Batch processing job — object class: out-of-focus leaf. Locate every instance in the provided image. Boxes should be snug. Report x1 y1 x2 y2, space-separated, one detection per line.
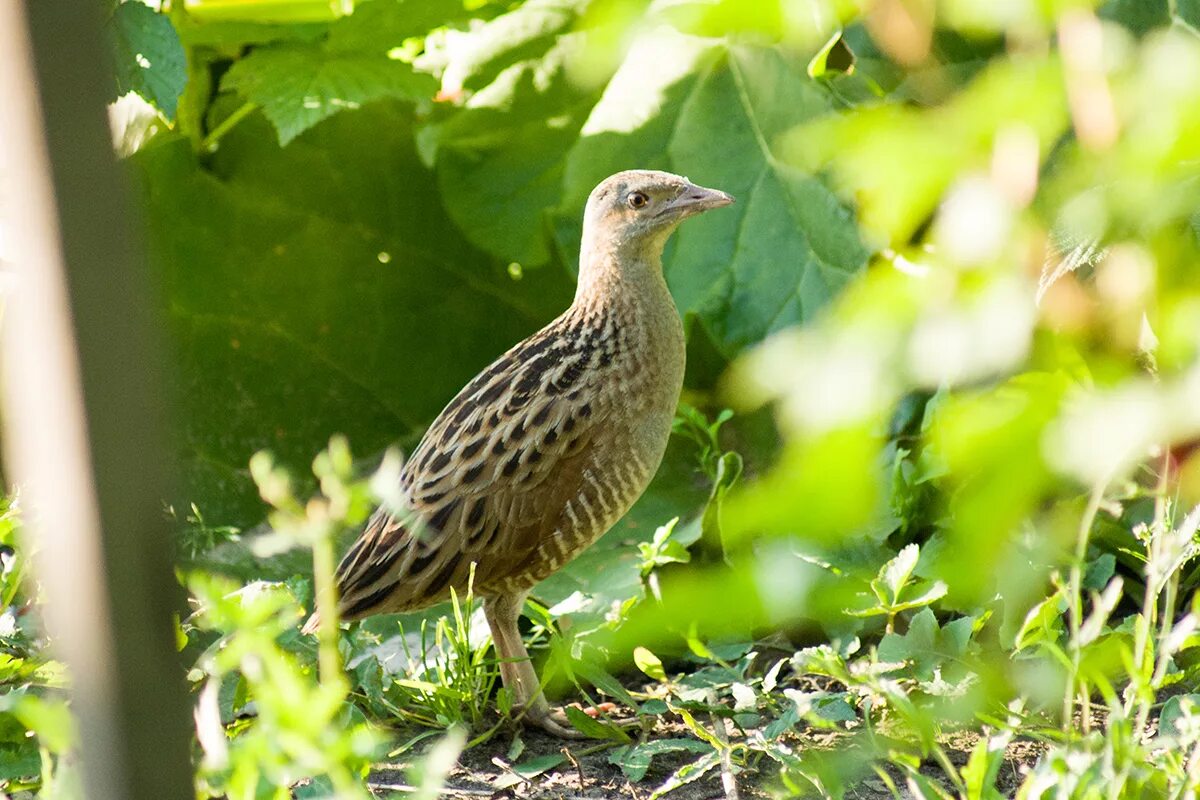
785 57 1067 244
109 1 188 118
656 0 849 48
555 30 868 355
1159 694 1200 738
928 373 1070 604
185 0 352 23
724 426 881 545
633 646 667 682
1099 0 1170 35
0 694 74 755
325 0 468 52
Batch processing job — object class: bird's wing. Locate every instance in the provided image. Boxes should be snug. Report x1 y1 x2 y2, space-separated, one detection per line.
328 317 620 619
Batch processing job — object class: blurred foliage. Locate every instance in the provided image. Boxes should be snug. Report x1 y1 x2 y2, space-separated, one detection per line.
0 497 76 798
3 0 1195 795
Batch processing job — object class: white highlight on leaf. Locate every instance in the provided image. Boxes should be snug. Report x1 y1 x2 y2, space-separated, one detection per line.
907 275 1035 388
934 174 1014 265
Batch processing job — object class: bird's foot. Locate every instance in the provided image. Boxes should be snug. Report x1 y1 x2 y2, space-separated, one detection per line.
521 702 640 739
519 703 587 739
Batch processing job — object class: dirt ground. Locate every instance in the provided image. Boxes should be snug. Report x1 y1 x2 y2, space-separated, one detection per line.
366 718 1048 799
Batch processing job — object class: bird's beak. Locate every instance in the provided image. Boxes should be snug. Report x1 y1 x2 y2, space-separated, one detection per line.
664 182 735 217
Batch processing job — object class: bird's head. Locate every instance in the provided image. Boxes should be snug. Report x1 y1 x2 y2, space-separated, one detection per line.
581 170 734 262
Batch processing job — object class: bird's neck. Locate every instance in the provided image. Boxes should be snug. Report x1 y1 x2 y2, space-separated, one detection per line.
573 236 673 314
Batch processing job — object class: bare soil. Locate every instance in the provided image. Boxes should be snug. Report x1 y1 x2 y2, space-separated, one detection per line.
366 717 1048 799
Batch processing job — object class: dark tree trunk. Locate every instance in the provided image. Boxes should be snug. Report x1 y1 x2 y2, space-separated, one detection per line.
0 2 194 798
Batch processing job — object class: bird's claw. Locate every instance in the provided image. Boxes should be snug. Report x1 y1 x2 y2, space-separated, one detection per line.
520 702 640 739
519 704 588 739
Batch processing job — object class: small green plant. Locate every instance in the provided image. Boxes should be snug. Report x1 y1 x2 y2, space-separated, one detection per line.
350 566 502 736
847 543 949 634
185 437 384 799
171 502 241 560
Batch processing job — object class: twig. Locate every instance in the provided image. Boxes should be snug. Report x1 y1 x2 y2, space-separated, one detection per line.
562 745 586 789
369 783 597 800
706 690 739 800
368 783 494 797
490 756 531 787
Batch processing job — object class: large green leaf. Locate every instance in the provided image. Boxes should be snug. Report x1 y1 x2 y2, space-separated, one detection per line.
222 46 435 144
217 0 465 144
134 102 573 523
109 1 188 118
422 41 601 267
554 30 868 356
418 0 599 267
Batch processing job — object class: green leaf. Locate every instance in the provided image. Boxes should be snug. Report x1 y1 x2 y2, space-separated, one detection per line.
572 660 641 713
1082 552 1116 592
880 543 920 601
555 31 867 355
675 707 723 750
633 646 668 682
609 738 713 783
324 0 469 52
696 450 743 564
1014 591 1065 652
563 705 629 741
889 580 948 612
648 750 721 800
960 726 1011 800
440 0 585 94
495 753 566 788
109 2 187 118
185 0 353 23
420 0 598 266
135 105 573 525
1099 0 1171 34
811 695 856 723
223 45 435 145
1159 694 1200 738
1 694 74 754
0 742 39 782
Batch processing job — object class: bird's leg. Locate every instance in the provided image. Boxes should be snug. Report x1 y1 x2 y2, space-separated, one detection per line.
483 593 584 739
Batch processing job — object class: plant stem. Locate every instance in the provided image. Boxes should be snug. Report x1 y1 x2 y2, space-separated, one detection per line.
931 744 967 796
1063 476 1109 732
1125 465 1170 718
312 520 342 686
199 101 257 153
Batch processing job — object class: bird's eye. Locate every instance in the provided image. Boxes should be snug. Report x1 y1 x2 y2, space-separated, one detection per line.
627 191 649 210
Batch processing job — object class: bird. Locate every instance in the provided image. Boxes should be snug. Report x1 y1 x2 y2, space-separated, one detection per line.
303 170 734 736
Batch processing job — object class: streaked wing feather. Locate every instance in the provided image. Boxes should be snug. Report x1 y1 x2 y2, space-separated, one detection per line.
332 315 620 618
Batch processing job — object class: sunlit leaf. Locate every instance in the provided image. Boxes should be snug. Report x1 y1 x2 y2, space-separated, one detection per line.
555 30 868 355
223 45 436 144
109 1 187 118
